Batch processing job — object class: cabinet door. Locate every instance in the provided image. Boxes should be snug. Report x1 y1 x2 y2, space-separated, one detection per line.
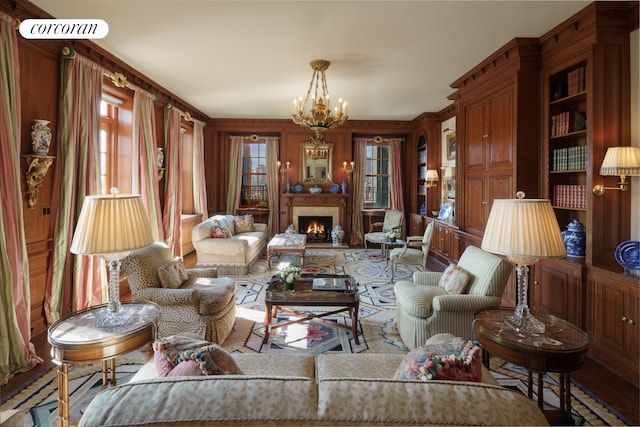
487 173 513 211
531 259 583 327
465 100 486 172
588 269 639 385
487 88 515 170
465 174 486 236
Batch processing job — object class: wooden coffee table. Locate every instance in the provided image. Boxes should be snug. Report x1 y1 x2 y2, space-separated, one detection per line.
473 308 589 425
263 274 360 345
267 233 307 268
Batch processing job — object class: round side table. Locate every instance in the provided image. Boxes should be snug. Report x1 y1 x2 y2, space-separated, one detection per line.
48 302 160 427
473 308 589 425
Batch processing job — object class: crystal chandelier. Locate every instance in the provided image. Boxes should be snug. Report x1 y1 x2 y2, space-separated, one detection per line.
292 59 348 137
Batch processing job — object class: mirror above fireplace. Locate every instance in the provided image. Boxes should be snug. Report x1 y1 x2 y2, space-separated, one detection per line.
301 135 333 184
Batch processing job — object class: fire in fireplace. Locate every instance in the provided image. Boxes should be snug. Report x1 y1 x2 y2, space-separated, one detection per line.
298 216 333 243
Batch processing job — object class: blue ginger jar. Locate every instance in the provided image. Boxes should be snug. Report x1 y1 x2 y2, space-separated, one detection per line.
562 219 586 258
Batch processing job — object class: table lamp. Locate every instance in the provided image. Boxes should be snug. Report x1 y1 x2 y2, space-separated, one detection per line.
481 191 566 333
70 188 153 327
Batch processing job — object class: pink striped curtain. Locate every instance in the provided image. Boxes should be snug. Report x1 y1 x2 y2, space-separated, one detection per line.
163 106 183 256
350 138 368 245
133 90 164 242
389 137 405 234
46 51 105 322
193 121 208 218
0 12 42 385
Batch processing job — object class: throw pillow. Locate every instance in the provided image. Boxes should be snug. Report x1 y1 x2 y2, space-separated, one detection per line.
167 360 203 377
393 337 482 382
152 335 210 377
211 225 232 239
213 215 234 236
438 263 472 294
177 344 244 376
157 257 189 289
234 214 254 233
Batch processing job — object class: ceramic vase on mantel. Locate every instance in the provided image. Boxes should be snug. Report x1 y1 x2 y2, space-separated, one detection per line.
157 147 165 168
31 120 52 155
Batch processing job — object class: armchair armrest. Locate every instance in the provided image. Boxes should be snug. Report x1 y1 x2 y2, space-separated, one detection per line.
412 271 442 286
368 221 384 233
432 294 502 313
136 287 197 306
187 267 219 278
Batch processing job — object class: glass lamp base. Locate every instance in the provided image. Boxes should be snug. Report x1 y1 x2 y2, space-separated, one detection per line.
504 308 546 334
94 306 133 328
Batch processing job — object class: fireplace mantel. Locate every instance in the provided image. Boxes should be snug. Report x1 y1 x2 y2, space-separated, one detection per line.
279 193 351 243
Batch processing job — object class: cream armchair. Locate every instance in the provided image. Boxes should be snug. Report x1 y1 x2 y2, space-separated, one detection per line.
394 245 513 349
389 221 434 280
364 210 404 251
120 242 237 343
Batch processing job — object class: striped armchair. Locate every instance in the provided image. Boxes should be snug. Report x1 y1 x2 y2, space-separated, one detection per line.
394 245 513 349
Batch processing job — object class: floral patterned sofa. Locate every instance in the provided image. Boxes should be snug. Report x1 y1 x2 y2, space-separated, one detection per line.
79 335 548 426
192 214 267 275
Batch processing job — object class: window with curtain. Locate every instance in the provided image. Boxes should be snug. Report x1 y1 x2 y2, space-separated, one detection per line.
240 141 268 208
364 143 390 209
99 84 133 194
181 124 195 214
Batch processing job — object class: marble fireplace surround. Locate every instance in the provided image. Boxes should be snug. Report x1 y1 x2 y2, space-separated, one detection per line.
281 193 349 240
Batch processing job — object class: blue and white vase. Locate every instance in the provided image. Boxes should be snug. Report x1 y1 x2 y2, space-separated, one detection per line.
331 225 345 246
285 180 291 193
341 180 347 194
562 218 586 258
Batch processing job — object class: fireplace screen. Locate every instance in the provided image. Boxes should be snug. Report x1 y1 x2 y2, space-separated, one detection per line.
298 216 332 243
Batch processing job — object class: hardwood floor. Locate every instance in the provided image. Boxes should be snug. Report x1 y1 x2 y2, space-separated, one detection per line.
2 329 638 425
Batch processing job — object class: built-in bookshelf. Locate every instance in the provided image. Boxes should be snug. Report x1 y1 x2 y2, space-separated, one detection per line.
546 62 588 223
417 135 427 213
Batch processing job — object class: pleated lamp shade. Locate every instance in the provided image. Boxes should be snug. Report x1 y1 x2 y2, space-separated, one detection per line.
599 146 640 176
70 193 153 257
481 196 566 265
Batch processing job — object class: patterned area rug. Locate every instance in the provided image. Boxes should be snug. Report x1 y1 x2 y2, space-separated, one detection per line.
0 249 631 426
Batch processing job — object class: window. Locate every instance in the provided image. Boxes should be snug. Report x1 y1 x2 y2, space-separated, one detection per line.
99 85 133 194
181 124 195 214
240 141 268 208
364 143 390 209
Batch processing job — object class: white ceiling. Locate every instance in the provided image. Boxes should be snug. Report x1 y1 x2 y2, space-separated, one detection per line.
29 1 590 121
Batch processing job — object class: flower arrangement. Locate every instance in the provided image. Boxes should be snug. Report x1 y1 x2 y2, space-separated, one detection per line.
275 266 301 291
386 229 399 241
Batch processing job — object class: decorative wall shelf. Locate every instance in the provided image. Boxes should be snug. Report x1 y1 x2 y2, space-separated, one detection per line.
22 154 55 208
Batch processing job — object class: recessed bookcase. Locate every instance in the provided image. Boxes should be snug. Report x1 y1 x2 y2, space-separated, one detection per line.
546 61 588 230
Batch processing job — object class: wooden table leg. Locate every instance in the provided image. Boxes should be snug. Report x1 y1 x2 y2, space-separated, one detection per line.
351 303 360 345
263 302 272 344
111 358 116 386
102 360 108 388
267 249 272 269
537 372 544 409
57 363 69 427
527 370 533 399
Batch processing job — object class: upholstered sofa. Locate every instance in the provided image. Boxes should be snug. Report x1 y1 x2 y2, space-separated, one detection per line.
79 336 547 426
192 214 268 275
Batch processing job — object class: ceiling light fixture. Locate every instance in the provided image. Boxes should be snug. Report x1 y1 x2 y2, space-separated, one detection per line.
292 60 348 137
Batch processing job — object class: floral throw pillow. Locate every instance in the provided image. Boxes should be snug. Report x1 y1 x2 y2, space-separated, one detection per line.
211 225 232 239
152 335 210 377
157 257 189 289
177 344 244 376
393 337 482 382
234 214 254 233
438 263 472 294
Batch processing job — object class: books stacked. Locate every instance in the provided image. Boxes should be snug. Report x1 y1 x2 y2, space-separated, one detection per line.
551 111 586 136
312 277 348 291
553 185 586 209
566 66 586 95
552 146 587 171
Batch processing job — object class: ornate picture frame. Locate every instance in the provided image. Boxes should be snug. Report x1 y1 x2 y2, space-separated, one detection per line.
446 132 456 160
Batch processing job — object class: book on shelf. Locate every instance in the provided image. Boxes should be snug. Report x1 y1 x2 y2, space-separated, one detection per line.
566 66 585 95
553 184 586 209
551 111 586 137
552 146 586 171
312 277 348 291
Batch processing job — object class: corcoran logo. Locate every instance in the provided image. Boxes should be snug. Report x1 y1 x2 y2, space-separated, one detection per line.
19 19 109 39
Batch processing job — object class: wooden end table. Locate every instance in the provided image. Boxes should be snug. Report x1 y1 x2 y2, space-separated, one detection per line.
473 308 589 425
267 233 307 268
48 302 160 427
263 274 360 345
381 239 406 264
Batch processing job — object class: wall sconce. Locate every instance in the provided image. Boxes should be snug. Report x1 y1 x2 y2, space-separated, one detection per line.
343 161 354 178
592 146 640 196
22 154 55 208
277 160 290 178
425 169 439 187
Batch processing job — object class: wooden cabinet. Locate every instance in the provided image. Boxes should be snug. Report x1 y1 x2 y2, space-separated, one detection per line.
451 38 541 237
425 217 461 265
531 259 584 328
408 213 425 237
586 266 639 386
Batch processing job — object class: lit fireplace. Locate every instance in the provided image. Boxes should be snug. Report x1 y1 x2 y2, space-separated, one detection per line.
298 216 332 243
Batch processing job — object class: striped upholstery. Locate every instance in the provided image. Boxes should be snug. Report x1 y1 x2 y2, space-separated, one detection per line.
394 245 513 349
